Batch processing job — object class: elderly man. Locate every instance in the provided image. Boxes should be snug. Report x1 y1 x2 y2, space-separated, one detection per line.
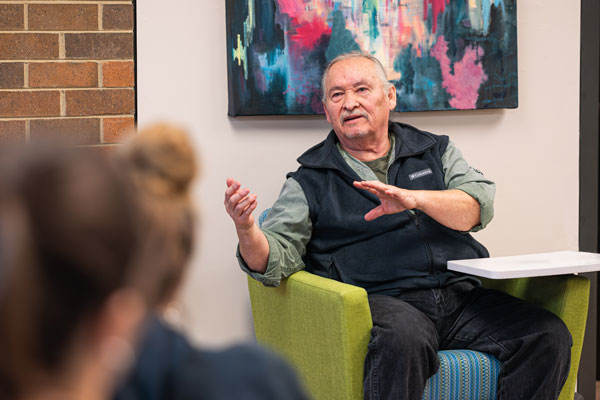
225 53 571 400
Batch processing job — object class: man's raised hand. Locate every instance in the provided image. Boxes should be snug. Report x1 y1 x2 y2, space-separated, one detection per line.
225 178 258 231
353 180 418 221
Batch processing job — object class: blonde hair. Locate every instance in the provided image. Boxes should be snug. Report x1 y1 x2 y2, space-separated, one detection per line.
120 123 198 305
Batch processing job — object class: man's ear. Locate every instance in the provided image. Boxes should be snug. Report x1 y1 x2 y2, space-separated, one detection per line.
388 85 397 111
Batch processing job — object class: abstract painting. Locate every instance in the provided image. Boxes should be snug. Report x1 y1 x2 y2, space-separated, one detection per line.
226 0 518 116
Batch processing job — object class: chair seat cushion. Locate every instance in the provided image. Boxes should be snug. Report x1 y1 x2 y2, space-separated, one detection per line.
422 350 501 400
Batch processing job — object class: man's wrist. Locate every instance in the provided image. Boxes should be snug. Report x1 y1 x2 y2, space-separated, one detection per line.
235 221 255 234
409 189 425 212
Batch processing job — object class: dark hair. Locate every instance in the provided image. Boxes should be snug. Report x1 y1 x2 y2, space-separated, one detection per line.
0 148 144 396
0 124 198 397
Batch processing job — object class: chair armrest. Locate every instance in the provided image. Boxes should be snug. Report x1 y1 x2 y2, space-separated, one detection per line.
481 275 590 400
248 271 372 400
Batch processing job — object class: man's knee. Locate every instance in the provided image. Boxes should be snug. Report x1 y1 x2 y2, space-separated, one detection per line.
540 313 572 357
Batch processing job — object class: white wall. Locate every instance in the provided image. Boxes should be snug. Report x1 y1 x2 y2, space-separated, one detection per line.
137 1 581 346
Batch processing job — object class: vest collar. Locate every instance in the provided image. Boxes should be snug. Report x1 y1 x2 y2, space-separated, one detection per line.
297 122 437 170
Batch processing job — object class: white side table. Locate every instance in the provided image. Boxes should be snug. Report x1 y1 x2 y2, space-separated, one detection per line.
448 250 600 279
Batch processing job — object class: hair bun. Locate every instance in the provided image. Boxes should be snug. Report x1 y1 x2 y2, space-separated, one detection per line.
124 123 197 199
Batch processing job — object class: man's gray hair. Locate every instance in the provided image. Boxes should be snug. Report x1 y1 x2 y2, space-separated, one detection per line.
321 52 392 102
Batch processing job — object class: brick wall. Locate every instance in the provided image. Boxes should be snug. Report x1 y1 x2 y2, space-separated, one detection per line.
0 1 135 145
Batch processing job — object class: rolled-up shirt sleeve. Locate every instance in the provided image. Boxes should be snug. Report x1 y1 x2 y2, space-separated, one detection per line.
441 141 496 232
237 178 311 287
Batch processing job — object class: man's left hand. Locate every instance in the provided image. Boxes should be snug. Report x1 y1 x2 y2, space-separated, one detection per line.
353 180 481 231
353 180 418 221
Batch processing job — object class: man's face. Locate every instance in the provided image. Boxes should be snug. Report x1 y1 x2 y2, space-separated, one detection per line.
323 57 397 142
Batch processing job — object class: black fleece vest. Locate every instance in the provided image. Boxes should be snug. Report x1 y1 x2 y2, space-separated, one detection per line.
288 122 488 296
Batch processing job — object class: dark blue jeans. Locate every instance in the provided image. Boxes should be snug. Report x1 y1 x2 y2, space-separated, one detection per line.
363 281 572 400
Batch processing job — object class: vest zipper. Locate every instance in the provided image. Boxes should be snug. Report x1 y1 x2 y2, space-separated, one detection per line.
412 211 434 275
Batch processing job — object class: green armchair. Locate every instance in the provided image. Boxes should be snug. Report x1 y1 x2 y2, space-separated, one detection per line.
247 271 589 400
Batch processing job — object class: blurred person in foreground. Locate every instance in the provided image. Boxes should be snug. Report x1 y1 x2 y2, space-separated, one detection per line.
0 125 308 400
0 147 149 400
113 124 309 400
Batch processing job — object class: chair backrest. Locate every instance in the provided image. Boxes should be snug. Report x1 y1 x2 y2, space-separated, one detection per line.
481 275 590 400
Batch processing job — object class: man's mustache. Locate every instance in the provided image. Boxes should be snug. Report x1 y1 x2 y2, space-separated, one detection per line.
340 110 368 125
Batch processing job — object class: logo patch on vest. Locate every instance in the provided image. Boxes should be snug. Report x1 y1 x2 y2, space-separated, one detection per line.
408 168 433 181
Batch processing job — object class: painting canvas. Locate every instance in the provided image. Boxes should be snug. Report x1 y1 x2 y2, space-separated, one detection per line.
226 0 518 116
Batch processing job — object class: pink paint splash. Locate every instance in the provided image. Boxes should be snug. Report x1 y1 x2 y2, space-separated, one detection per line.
276 0 307 18
430 36 488 110
423 0 449 33
282 13 330 106
289 17 331 48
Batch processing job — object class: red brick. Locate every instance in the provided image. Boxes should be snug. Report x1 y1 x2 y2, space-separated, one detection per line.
65 89 134 116
29 4 97 31
0 34 59 60
29 62 98 88
0 4 24 30
30 118 100 145
103 116 134 143
0 63 24 89
102 4 133 30
93 145 119 154
0 91 60 118
0 120 26 143
102 61 133 87
65 33 133 59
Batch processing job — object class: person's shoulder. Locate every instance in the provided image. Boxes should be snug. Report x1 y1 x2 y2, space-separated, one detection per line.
216 343 295 372
113 316 193 400
175 344 309 400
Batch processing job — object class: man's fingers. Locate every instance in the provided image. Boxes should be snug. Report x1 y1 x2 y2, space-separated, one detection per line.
354 180 387 190
241 198 258 217
225 180 241 198
235 197 258 228
228 187 250 209
354 181 396 199
225 186 252 221
232 194 252 217
233 194 256 217
364 206 385 221
368 187 384 196
354 181 384 195
224 179 258 229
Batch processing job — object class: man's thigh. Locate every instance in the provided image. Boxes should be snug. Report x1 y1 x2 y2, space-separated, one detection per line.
368 294 440 356
366 294 442 393
441 286 571 361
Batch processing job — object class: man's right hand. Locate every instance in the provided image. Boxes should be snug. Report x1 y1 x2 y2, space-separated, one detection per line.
224 178 269 273
224 178 258 231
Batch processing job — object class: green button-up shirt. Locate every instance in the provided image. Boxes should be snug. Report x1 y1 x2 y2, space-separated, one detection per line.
239 136 495 287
